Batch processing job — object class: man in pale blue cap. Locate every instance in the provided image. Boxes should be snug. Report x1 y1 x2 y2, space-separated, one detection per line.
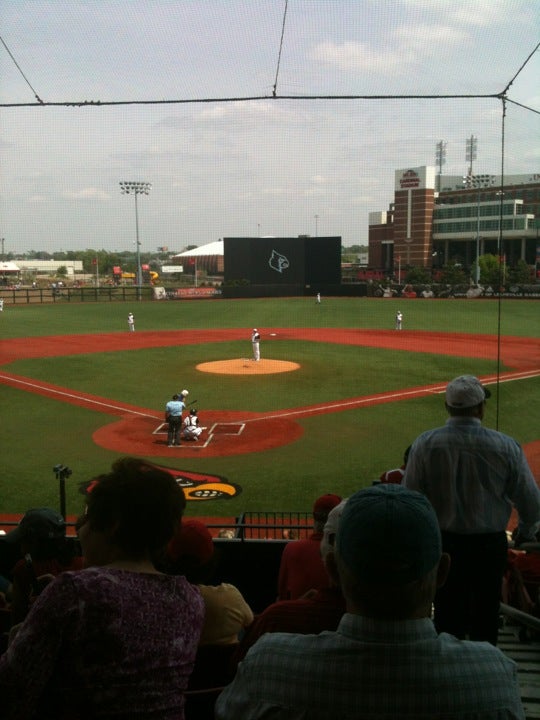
216 484 524 720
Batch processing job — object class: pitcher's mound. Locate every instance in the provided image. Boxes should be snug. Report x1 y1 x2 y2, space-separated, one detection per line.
196 358 300 375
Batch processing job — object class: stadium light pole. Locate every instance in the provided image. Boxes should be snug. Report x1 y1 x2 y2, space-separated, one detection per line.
462 173 495 285
119 181 151 301
435 140 447 191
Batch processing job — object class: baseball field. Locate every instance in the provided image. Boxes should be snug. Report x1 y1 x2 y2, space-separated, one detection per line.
0 296 539 527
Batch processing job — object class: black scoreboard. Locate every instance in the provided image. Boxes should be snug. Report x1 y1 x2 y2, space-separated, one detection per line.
224 236 341 285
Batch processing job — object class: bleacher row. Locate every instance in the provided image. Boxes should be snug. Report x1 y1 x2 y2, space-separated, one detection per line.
0 511 313 613
1 515 540 719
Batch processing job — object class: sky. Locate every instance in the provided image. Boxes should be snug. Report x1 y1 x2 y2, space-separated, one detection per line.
1 0 539 255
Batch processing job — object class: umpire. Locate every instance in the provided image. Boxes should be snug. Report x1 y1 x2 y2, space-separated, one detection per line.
165 393 185 447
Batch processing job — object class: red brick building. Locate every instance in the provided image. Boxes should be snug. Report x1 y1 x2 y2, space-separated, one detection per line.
369 167 540 276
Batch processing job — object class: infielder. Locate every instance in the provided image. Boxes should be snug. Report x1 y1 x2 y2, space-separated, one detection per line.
251 328 261 361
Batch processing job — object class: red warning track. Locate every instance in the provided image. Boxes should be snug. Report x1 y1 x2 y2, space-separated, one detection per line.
0 329 539 470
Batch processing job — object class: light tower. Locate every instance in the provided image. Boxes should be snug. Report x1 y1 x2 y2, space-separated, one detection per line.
465 135 477 177
435 140 447 191
119 181 152 300
462 173 496 284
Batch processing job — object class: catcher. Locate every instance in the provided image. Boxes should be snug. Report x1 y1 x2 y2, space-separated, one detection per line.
182 408 206 441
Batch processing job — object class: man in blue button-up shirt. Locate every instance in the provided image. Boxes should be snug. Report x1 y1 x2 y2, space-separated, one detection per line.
403 374 540 645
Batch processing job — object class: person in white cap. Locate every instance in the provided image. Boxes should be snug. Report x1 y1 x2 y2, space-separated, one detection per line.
251 328 261 361
403 374 540 646
215 485 525 720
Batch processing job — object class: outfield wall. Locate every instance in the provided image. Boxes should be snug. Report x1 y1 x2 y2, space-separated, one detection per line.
1 282 539 304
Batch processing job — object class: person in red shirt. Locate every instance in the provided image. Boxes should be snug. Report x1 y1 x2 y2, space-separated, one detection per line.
378 445 411 484
233 499 348 666
277 493 342 601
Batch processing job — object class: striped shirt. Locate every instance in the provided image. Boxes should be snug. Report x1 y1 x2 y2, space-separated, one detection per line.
215 613 524 719
403 417 540 538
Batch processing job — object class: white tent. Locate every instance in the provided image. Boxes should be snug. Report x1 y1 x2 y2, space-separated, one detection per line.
0 261 21 273
173 240 223 258
172 240 224 275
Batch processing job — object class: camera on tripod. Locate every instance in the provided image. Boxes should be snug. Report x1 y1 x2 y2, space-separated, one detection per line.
53 464 72 480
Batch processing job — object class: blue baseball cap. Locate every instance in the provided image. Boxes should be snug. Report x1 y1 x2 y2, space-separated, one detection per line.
6 507 66 544
336 484 441 585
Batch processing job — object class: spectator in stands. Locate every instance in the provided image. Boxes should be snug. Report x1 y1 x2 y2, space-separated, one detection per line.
277 493 342 600
378 444 411 484
215 484 525 720
403 374 540 645
0 457 204 720
217 528 236 539
5 507 83 625
232 499 347 666
0 532 21 595
504 531 540 619
162 518 254 645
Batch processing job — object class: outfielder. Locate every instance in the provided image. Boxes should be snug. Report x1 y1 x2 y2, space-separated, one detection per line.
251 328 261 361
395 310 403 330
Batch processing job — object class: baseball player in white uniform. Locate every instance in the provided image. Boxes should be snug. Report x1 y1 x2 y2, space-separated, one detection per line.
251 328 261 361
182 408 205 441
395 310 403 330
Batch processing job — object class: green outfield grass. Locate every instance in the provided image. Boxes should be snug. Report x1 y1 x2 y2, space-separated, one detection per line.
1 295 539 338
1 297 539 521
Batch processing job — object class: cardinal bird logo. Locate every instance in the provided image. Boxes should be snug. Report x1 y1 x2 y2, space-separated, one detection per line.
269 249 290 274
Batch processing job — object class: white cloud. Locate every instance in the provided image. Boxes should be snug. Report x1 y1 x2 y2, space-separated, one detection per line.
398 0 516 26
303 187 327 197
63 188 110 200
449 0 523 26
197 101 307 124
312 41 407 74
392 24 466 51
